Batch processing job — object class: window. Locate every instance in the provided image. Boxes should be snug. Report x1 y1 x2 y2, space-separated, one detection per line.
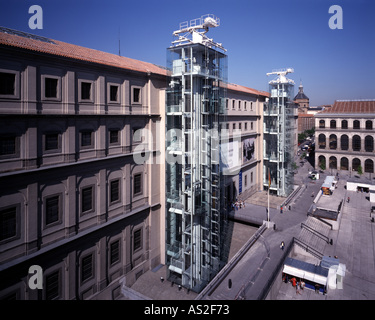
0 206 17 241
341 120 348 129
352 158 361 172
109 129 119 145
238 101 241 110
318 134 326 149
353 120 360 129
330 120 336 129
81 82 92 100
45 270 60 300
109 85 119 102
232 100 235 109
0 72 15 95
239 123 242 130
81 254 93 282
244 102 247 110
45 195 60 225
81 131 93 148
133 229 142 251
341 135 349 150
250 102 253 111
244 175 247 187
365 136 374 152
365 159 374 173
319 120 325 128
110 240 120 265
132 87 141 104
44 133 60 151
0 135 18 157
226 123 229 130
133 174 142 196
45 78 58 98
110 179 120 203
251 172 253 183
232 123 236 130
226 99 228 109
81 186 94 213
352 135 361 151
329 156 337 169
245 122 248 131
340 157 349 170
329 134 337 149
366 120 373 130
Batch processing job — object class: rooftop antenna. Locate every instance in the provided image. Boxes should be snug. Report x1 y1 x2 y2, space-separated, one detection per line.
118 27 121 56
171 14 226 52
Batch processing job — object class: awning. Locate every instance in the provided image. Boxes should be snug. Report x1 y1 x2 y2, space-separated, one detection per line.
282 265 327 286
283 257 328 286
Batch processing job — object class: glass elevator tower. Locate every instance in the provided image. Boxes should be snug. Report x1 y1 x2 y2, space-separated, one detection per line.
165 15 228 292
264 68 296 197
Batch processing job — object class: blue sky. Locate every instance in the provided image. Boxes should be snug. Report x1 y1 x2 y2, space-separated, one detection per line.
1 0 374 106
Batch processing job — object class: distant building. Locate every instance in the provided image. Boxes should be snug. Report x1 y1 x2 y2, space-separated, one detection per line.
314 100 375 176
298 113 315 134
294 81 309 113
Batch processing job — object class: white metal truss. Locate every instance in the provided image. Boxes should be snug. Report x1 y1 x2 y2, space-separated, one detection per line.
171 14 226 52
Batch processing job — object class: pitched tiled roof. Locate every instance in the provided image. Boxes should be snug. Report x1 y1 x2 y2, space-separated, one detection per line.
227 83 269 97
0 27 168 76
320 100 375 114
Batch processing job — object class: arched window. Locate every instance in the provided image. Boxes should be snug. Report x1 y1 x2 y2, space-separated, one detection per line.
329 156 337 169
340 134 349 150
365 159 374 173
353 120 360 129
319 120 325 128
329 134 337 149
352 135 361 151
365 136 374 152
318 134 326 149
341 120 348 129
352 158 361 172
340 157 349 170
365 120 373 130
318 156 326 170
330 120 336 129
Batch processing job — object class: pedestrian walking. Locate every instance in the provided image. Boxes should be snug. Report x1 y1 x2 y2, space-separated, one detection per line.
347 196 350 203
296 281 301 295
280 241 285 250
300 280 305 291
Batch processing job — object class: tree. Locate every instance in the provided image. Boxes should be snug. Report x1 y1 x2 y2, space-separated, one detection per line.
357 165 363 175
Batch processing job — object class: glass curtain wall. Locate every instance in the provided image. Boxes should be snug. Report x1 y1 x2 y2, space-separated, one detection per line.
166 43 227 292
263 82 295 196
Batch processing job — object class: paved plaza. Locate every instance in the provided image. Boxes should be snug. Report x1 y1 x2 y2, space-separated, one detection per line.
122 157 375 300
